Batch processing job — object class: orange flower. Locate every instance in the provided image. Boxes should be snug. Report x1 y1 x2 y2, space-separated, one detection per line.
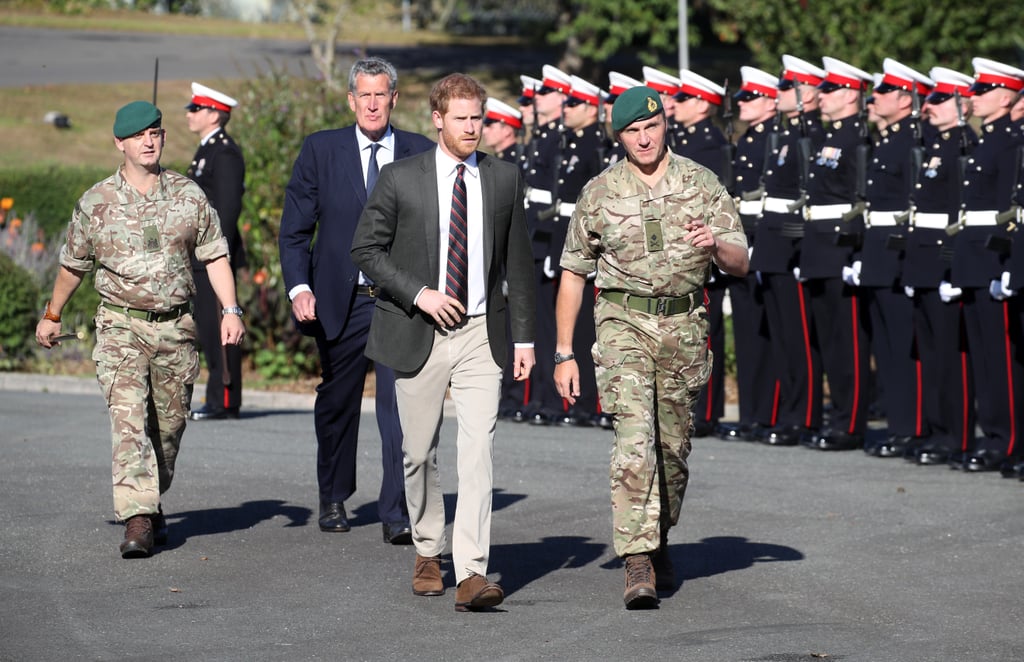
242 223 251 233
10 217 22 229
31 241 45 254
253 268 267 285
0 198 12 211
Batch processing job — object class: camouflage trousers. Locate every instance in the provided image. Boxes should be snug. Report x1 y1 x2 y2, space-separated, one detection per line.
592 297 711 557
92 305 199 521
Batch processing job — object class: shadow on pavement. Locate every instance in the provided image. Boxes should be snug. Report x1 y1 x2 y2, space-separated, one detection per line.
108 499 312 550
492 535 607 598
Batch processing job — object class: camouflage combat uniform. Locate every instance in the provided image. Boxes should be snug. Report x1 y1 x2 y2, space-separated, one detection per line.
60 166 227 521
560 153 746 557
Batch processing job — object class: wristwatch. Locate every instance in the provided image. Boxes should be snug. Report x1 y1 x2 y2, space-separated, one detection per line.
222 306 244 316
553 351 575 364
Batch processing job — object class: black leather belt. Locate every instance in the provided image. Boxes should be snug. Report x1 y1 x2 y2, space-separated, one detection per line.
356 285 379 298
600 290 696 316
102 302 190 322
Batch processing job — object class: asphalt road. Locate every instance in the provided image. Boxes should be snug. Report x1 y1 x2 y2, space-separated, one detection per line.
0 26 552 88
1 375 1022 661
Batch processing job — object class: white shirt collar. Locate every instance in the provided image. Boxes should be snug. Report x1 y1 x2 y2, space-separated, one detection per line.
434 147 478 177
200 127 221 145
355 125 395 152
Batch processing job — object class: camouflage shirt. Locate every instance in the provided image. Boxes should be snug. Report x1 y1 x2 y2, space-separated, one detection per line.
60 166 228 311
560 152 745 296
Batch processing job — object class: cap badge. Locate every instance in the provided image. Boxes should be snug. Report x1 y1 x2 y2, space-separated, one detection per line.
646 96 658 112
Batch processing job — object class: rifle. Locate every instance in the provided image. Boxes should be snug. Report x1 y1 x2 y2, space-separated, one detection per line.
946 89 971 236
786 77 812 213
536 95 567 223
895 88 925 226
152 57 159 106
720 78 737 193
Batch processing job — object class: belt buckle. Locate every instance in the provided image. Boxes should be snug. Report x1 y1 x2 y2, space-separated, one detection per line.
656 298 667 315
368 285 379 298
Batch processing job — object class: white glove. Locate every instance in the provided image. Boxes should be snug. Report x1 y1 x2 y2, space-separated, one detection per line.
989 272 1014 300
841 260 861 287
938 281 962 303
543 256 556 279
793 266 803 282
904 286 915 298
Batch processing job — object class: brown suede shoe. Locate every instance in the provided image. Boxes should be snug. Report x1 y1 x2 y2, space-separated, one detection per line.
413 554 444 596
454 573 504 612
623 553 658 609
120 515 154 559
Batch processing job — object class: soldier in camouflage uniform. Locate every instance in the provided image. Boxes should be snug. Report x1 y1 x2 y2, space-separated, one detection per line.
35 101 246 558
554 87 748 609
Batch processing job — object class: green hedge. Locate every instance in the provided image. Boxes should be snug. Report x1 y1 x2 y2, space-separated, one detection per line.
0 166 111 238
0 252 40 367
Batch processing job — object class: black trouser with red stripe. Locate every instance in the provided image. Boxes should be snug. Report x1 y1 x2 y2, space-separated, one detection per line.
193 268 242 412
804 277 869 436
694 285 726 427
913 290 975 453
864 285 922 438
761 272 823 430
729 272 780 427
961 288 1023 457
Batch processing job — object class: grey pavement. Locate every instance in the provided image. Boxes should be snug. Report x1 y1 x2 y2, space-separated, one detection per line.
2 374 1022 661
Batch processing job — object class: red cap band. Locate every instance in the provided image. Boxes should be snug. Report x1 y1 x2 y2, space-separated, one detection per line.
881 74 931 95
783 70 823 86
975 72 1024 92
486 110 523 129
932 81 972 97
191 95 231 112
646 80 679 95
824 72 866 90
542 77 571 94
678 83 722 105
741 82 778 98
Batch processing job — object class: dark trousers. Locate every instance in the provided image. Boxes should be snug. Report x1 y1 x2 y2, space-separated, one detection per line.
694 285 726 425
761 272 823 430
913 291 975 453
729 272 780 427
961 289 1023 456
805 277 869 435
193 268 242 412
864 285 922 437
313 294 407 523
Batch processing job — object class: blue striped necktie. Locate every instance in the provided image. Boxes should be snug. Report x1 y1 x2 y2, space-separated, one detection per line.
446 163 468 306
366 142 380 195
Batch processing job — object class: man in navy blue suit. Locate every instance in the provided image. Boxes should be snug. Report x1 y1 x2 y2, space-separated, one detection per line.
279 57 434 543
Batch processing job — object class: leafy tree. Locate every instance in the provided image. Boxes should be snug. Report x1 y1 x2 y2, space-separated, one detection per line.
707 0 1023 73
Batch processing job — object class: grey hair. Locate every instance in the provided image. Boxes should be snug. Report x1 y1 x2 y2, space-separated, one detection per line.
348 57 398 94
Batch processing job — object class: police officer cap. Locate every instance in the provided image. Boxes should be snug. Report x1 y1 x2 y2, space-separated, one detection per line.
926 67 974 104
612 86 664 132
113 100 162 139
969 57 1024 95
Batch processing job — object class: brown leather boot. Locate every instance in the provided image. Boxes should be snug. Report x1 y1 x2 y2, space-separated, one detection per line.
412 554 444 596
623 553 658 609
454 573 504 612
120 515 154 559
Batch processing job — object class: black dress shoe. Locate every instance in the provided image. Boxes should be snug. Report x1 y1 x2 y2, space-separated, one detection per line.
876 435 915 458
963 449 1008 473
383 520 413 545
527 412 550 426
554 413 583 427
715 422 744 441
761 424 802 446
807 430 864 451
915 445 952 466
591 413 615 430
691 420 716 438
190 405 239 421
947 452 968 470
318 502 350 532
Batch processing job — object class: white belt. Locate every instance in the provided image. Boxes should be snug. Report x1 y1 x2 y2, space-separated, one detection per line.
526 188 552 205
962 210 997 226
913 212 949 229
806 204 852 220
738 199 764 216
867 210 899 227
558 202 576 218
763 197 799 214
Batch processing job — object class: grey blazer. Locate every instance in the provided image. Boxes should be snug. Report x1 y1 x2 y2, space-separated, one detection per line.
351 149 535 373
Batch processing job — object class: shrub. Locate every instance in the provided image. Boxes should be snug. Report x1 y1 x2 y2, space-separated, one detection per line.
0 251 40 368
0 166 110 238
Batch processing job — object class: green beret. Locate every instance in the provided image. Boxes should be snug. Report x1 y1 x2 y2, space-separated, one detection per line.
611 86 664 132
113 101 162 139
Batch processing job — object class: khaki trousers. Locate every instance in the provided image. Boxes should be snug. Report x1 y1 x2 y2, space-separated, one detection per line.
394 316 502 584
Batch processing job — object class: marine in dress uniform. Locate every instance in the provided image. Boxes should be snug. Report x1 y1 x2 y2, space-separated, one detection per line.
799 57 873 451
671 69 731 437
902 67 978 466
644 66 683 151
1006 83 1024 479
603 71 644 167
718 66 783 441
522 65 572 425
859 60 935 458
752 55 827 447
948 58 1024 472
185 82 247 421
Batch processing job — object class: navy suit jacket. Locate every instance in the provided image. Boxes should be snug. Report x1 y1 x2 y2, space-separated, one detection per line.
350 149 536 374
278 124 435 341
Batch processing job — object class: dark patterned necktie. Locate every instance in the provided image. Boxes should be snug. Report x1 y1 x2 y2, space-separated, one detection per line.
366 142 380 195
446 163 468 306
